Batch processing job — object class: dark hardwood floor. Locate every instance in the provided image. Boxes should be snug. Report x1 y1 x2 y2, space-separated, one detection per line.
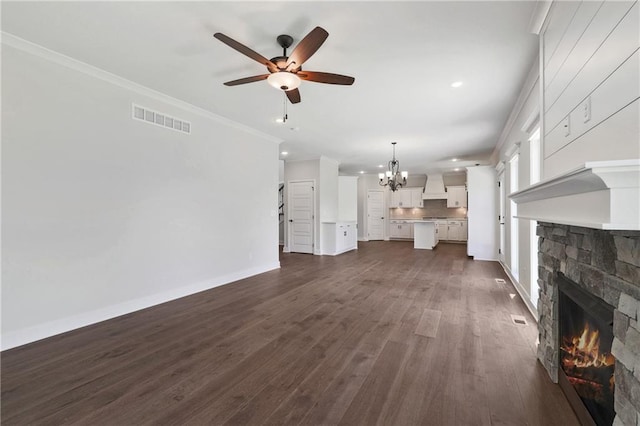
1 241 579 425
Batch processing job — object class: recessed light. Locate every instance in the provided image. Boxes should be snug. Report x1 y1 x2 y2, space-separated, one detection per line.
281 151 288 156
451 81 463 88
454 168 460 171
359 171 365 174
378 164 384 168
452 158 458 162
275 118 284 123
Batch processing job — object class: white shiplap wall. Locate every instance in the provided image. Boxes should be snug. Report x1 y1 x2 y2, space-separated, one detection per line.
542 1 640 179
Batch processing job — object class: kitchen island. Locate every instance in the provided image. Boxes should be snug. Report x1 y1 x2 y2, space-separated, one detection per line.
413 220 438 250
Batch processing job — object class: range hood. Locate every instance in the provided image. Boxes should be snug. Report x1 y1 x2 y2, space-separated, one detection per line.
423 174 448 200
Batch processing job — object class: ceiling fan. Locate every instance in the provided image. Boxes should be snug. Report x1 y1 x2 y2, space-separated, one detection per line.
213 27 354 104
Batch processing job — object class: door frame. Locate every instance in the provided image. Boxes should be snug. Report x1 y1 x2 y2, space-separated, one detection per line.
285 179 316 254
366 189 385 241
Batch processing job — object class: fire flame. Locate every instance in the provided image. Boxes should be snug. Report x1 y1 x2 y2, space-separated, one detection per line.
561 323 615 368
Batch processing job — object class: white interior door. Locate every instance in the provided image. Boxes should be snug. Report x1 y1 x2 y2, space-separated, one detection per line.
288 181 314 254
367 190 384 240
498 170 506 264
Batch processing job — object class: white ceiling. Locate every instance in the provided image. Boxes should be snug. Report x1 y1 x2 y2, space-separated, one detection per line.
2 1 539 175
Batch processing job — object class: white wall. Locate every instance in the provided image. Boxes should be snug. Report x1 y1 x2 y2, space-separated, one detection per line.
541 1 639 178
319 156 339 223
2 41 280 349
338 176 358 222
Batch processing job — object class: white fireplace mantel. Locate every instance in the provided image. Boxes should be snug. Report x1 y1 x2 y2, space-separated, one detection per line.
509 160 640 230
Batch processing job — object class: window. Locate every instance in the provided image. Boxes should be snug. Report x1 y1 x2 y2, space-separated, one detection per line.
509 152 519 281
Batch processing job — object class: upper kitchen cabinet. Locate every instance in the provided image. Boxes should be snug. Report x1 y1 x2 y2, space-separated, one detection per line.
390 188 422 208
447 186 467 208
411 188 424 208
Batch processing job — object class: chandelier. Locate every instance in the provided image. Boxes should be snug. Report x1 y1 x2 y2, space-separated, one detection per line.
379 142 408 192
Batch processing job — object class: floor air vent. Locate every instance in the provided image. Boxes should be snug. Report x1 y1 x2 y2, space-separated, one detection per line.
132 104 191 134
495 278 506 284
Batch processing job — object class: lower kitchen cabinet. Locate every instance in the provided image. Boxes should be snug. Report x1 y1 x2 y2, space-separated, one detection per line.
436 221 448 240
322 222 358 255
389 222 413 239
447 220 468 241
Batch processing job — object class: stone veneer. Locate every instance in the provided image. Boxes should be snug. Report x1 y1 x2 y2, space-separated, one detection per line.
536 222 640 426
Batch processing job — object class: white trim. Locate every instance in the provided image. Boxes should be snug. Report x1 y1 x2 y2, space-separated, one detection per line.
520 108 540 134
1 262 281 351
528 1 553 35
504 142 522 160
510 160 640 230
1 32 281 145
500 261 538 321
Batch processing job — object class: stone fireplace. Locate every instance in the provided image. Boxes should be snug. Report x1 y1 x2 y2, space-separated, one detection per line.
511 160 640 426
537 222 638 425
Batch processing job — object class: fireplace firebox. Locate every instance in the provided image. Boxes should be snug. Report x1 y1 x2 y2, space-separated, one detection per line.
558 274 615 426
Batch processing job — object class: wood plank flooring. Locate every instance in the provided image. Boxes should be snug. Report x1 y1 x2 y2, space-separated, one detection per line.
1 241 579 425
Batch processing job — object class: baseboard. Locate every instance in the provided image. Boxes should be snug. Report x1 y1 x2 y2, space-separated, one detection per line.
322 246 358 256
499 261 538 321
1 262 281 351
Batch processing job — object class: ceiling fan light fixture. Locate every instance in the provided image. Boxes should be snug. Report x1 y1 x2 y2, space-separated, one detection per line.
267 72 301 91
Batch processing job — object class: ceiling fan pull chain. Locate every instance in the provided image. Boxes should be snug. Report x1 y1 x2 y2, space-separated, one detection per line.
282 92 288 123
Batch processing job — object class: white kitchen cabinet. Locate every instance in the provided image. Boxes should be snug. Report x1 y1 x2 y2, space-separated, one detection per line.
447 220 467 241
436 220 448 240
460 221 468 241
389 191 399 208
411 188 424 208
447 186 467 208
390 188 422 208
322 222 357 255
398 190 412 208
390 221 413 239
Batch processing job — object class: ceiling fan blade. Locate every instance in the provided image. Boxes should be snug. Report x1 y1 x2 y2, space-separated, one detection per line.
298 71 355 85
214 33 278 72
223 74 270 86
286 27 329 69
286 88 301 104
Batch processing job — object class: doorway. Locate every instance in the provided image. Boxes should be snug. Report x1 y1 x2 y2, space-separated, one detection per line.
367 190 384 240
288 180 315 254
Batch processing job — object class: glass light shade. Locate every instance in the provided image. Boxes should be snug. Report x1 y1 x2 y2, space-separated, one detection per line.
401 171 408 179
267 72 301 91
386 171 392 178
378 173 385 179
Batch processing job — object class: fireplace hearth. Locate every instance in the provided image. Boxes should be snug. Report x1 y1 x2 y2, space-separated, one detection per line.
558 274 615 425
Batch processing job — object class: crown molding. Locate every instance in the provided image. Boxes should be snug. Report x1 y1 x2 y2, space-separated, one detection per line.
528 1 553 35
1 32 282 145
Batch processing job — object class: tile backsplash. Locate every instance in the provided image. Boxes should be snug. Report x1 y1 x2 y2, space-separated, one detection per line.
390 199 467 219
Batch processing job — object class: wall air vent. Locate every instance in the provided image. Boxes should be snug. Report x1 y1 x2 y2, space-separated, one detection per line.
132 104 191 134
